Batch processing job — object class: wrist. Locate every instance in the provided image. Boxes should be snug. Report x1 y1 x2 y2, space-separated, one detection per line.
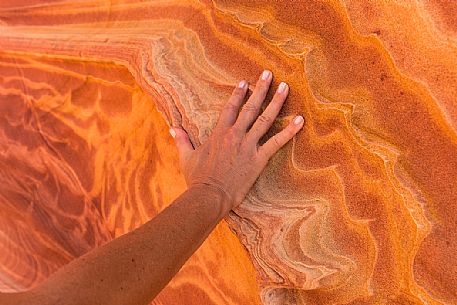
187 182 234 219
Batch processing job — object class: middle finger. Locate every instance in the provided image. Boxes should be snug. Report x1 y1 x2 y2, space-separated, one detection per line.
233 70 272 132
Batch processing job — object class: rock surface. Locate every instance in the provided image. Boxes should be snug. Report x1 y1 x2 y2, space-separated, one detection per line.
0 52 261 304
0 1 456 304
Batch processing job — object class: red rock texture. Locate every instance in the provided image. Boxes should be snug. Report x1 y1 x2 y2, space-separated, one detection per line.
0 53 260 304
1 1 456 304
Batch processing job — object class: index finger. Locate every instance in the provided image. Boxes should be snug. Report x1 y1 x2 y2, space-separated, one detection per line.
215 80 249 129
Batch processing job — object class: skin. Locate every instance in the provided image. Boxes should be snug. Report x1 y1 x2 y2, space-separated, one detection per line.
0 70 304 305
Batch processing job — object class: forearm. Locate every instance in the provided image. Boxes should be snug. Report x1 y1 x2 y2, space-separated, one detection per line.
22 184 232 305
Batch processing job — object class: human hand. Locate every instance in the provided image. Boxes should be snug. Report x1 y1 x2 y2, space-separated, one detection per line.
170 70 304 211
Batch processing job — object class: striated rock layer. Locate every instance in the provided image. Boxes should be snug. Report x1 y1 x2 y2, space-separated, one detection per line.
0 52 261 305
0 1 456 304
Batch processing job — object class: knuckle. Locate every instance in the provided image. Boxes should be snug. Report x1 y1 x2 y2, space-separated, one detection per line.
257 113 272 125
242 103 259 114
272 135 282 149
222 134 234 148
223 101 239 112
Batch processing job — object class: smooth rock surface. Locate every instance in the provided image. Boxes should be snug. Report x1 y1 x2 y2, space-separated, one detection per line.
0 1 456 304
0 52 261 304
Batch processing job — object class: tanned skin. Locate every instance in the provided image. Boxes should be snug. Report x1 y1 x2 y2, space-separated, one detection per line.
0 70 304 305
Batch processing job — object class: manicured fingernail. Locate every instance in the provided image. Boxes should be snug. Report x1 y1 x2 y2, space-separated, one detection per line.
277 82 288 94
169 128 176 138
238 80 247 89
261 70 271 80
293 115 304 125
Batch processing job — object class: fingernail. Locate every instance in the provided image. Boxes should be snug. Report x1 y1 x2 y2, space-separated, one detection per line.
293 115 304 125
261 70 271 80
169 128 176 138
238 80 247 89
277 82 288 94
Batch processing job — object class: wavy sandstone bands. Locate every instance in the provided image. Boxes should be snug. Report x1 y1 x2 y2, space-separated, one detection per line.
0 52 261 304
0 1 456 305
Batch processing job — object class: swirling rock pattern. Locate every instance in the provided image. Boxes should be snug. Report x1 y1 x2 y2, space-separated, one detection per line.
0 1 456 304
0 52 261 304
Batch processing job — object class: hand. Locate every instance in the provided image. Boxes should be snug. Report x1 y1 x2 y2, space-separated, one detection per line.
170 70 304 211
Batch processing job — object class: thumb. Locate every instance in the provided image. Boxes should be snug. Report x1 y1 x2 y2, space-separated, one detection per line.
170 127 194 161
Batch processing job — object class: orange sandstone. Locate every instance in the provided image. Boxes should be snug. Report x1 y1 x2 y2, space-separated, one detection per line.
0 1 456 304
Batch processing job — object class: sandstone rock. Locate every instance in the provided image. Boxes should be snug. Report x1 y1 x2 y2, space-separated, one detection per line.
0 1 456 304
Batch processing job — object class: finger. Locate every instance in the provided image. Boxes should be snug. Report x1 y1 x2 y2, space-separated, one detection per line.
215 80 249 129
246 81 289 145
258 115 304 160
170 127 194 161
233 70 272 132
